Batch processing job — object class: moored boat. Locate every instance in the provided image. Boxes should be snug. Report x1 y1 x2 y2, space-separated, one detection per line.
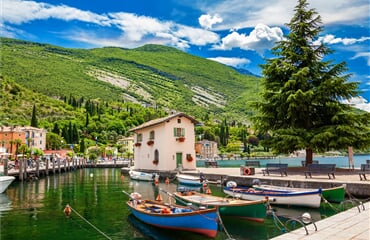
0 176 15 193
173 189 268 222
129 170 159 181
253 183 345 203
223 183 322 208
176 173 206 186
127 196 218 237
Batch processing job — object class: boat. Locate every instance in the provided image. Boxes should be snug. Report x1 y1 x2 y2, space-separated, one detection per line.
172 189 268 222
252 183 346 203
126 193 218 238
176 173 206 186
223 183 322 208
129 170 159 181
0 176 15 193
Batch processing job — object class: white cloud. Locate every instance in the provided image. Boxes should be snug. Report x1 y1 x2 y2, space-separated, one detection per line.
315 34 370 46
213 23 283 54
2 0 110 26
343 96 370 112
207 57 250 68
351 52 370 66
198 14 223 29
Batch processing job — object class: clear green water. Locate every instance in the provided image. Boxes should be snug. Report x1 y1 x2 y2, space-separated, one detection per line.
0 168 351 240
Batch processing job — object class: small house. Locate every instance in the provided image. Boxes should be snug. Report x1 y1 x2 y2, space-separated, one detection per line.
129 112 199 171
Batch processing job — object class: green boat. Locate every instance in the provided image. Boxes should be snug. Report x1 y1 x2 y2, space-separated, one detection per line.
253 184 346 203
172 190 268 223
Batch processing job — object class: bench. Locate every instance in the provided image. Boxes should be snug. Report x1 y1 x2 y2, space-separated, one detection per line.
205 160 218 168
301 160 319 166
359 164 370 181
304 164 336 179
262 163 288 176
245 161 260 167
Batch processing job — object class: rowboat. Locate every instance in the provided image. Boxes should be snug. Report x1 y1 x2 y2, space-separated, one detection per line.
172 190 268 222
0 176 15 193
253 183 345 203
176 173 206 186
126 194 218 237
223 184 322 208
129 170 159 181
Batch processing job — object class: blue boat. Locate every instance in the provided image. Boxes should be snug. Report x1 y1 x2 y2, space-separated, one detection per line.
127 199 218 238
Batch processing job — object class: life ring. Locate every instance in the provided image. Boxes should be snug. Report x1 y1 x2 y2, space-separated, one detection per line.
247 188 255 193
244 167 251 175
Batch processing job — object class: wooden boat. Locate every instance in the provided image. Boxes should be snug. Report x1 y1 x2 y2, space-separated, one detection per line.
223 185 322 208
127 197 218 237
172 190 268 222
176 173 206 186
129 170 159 181
0 176 15 193
253 184 346 203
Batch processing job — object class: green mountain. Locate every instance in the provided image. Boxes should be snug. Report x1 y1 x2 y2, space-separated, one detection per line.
1 37 261 123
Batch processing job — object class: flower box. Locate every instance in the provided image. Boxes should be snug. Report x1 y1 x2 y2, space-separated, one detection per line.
177 137 185 142
147 140 154 146
134 142 141 147
187 156 193 162
152 160 159 165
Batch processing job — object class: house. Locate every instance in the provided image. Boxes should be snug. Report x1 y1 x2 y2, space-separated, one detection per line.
117 136 134 158
195 140 219 159
20 126 47 151
0 126 26 159
129 112 199 171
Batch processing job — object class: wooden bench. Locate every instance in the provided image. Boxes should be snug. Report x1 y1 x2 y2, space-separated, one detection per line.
304 164 336 179
359 164 370 181
205 160 218 168
245 161 260 167
262 163 288 176
301 160 319 166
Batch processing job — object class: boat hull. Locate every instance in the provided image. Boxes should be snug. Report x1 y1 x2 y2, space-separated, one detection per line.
129 170 159 181
0 176 15 193
127 200 218 238
224 186 322 208
176 174 204 186
173 191 267 223
254 184 345 203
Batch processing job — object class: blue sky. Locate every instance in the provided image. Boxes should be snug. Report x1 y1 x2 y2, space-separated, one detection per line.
2 0 370 111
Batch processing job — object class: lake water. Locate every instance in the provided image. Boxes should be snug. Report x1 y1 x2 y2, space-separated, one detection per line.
0 168 360 240
197 155 370 168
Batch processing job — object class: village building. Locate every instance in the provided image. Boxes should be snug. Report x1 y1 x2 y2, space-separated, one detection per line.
195 140 219 159
129 112 199 171
117 136 134 159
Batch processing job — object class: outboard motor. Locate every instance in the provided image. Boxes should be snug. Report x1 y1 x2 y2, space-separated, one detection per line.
252 179 261 186
199 172 206 182
152 173 156 180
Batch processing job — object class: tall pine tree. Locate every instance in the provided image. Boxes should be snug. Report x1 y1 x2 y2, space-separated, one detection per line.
30 104 38 127
253 0 370 165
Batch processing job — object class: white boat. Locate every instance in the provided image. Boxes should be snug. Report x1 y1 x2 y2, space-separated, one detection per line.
0 176 15 193
223 183 322 208
129 170 159 181
176 173 206 186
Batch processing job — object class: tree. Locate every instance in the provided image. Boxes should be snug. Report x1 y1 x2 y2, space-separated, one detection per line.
30 104 38 127
253 0 370 165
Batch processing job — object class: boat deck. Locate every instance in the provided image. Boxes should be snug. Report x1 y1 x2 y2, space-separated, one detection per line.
270 201 370 240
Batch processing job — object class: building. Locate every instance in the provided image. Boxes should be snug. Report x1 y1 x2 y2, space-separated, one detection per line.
117 136 134 158
0 126 26 159
129 112 199 171
20 126 47 151
195 140 219 159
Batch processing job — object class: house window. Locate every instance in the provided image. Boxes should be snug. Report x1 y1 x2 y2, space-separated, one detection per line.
136 133 143 142
177 119 181 124
173 128 185 137
149 131 155 140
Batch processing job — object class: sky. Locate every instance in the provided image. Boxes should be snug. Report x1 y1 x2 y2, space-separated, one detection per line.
2 0 370 112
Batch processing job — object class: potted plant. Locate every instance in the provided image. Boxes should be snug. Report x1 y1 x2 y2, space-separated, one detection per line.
152 159 159 165
177 137 185 142
147 140 154 146
134 142 141 147
187 155 193 162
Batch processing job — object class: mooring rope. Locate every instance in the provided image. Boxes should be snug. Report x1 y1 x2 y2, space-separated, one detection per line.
68 205 112 240
216 210 234 240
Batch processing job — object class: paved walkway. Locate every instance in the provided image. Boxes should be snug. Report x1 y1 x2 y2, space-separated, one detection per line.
271 201 370 240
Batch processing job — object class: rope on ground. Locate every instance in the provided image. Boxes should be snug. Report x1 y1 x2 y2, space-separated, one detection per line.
68 205 112 240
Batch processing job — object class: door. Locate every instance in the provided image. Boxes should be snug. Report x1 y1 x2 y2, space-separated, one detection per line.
176 152 182 169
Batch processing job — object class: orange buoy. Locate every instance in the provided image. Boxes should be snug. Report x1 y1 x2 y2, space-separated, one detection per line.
121 175 125 181
154 179 159 185
206 188 212 194
64 204 71 217
202 182 208 188
165 177 170 185
156 194 163 201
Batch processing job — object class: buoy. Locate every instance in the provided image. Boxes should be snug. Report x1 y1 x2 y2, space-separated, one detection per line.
64 204 71 217
206 188 212 194
165 177 170 185
90 173 93 177
154 179 159 185
121 175 125 181
202 182 208 188
156 194 163 201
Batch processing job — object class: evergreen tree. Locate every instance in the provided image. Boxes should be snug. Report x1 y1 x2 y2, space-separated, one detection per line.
52 122 60 135
30 104 38 127
253 0 370 165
